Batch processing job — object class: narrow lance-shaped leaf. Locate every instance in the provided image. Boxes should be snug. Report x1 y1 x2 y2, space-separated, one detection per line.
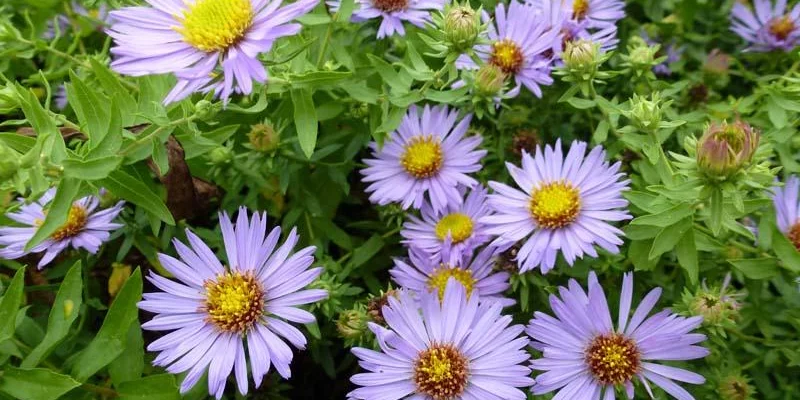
0 267 27 343
22 261 83 368
0 367 80 400
291 88 318 159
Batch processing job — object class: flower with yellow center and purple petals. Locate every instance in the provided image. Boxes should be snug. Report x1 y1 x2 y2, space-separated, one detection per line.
731 0 800 52
390 246 514 307
0 189 124 269
138 208 327 399
401 186 492 265
361 105 486 213
482 139 630 273
107 0 319 104
527 272 710 399
529 0 622 56
326 0 446 38
348 279 533 400
456 0 561 98
771 175 800 250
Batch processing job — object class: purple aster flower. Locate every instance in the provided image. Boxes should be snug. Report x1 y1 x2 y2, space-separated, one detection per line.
107 0 318 104
327 0 446 38
528 0 619 60
401 185 492 265
561 0 625 30
0 189 124 269
482 139 631 274
361 104 486 213
138 208 328 398
456 0 561 98
43 1 111 40
772 175 800 250
527 272 710 399
390 246 514 307
54 84 68 110
731 0 800 52
348 279 534 400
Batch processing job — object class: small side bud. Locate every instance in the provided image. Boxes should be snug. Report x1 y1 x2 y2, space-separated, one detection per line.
442 4 481 52
474 64 506 97
696 120 759 178
247 122 280 153
625 93 663 132
718 373 754 400
208 146 233 166
337 309 368 340
562 39 598 72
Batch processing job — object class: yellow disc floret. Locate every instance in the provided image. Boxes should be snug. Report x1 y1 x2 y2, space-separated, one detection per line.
529 181 581 229
427 265 476 302
50 205 88 241
489 39 524 74
434 213 474 244
769 15 795 41
414 344 469 399
177 0 254 53
203 271 264 333
401 135 443 178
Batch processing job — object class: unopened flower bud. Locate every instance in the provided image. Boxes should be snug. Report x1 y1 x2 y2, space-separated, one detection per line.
443 4 481 51
510 130 539 157
697 120 759 178
688 274 742 326
337 309 368 340
704 49 731 75
718 374 754 400
248 123 280 153
0 85 20 113
108 263 132 298
208 146 233 165
562 39 598 71
626 93 663 131
194 99 217 121
474 64 506 97
366 289 398 325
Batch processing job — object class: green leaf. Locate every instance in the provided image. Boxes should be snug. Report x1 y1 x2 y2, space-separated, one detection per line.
367 54 410 93
291 88 318 159
566 97 595 109
0 268 26 343
225 90 269 114
67 70 110 146
117 375 180 400
177 125 240 160
648 217 692 260
98 169 175 225
335 0 355 21
15 84 66 163
108 324 145 386
89 59 137 126
62 156 122 180
729 258 780 280
348 234 384 269
290 71 353 88
631 202 695 227
675 228 698 285
593 120 609 144
709 188 723 236
88 97 124 158
25 178 82 251
71 268 143 382
0 367 80 400
771 224 800 272
0 133 36 153
151 139 169 175
22 262 82 368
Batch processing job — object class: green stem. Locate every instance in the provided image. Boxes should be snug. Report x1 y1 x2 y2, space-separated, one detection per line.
119 115 198 156
418 64 449 94
316 17 336 68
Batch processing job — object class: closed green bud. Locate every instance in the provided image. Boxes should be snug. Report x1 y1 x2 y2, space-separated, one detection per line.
696 120 759 178
626 93 663 131
718 374 754 400
443 4 480 51
194 99 217 121
0 85 20 114
688 274 742 326
337 309 368 340
247 122 280 153
474 64 506 97
625 36 659 71
208 146 233 165
0 144 19 182
562 39 598 72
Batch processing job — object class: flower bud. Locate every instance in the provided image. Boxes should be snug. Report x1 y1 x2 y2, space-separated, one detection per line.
688 274 742 326
718 374 754 400
626 93 663 131
474 64 506 97
349 102 370 119
0 144 20 182
337 309 368 340
247 122 280 153
510 130 539 157
562 39 598 71
443 4 481 51
0 84 20 114
108 262 132 298
704 49 731 76
208 146 233 165
696 120 759 178
194 99 217 121
366 289 398 325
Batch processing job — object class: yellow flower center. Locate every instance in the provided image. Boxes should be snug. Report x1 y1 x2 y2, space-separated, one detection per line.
50 205 88 241
529 181 581 229
414 344 469 399
434 213 474 244
177 0 254 53
489 39 524 74
401 135 443 179
788 221 800 251
573 0 590 20
373 0 408 13
585 334 641 385
203 271 264 333
427 265 476 302
769 15 795 41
